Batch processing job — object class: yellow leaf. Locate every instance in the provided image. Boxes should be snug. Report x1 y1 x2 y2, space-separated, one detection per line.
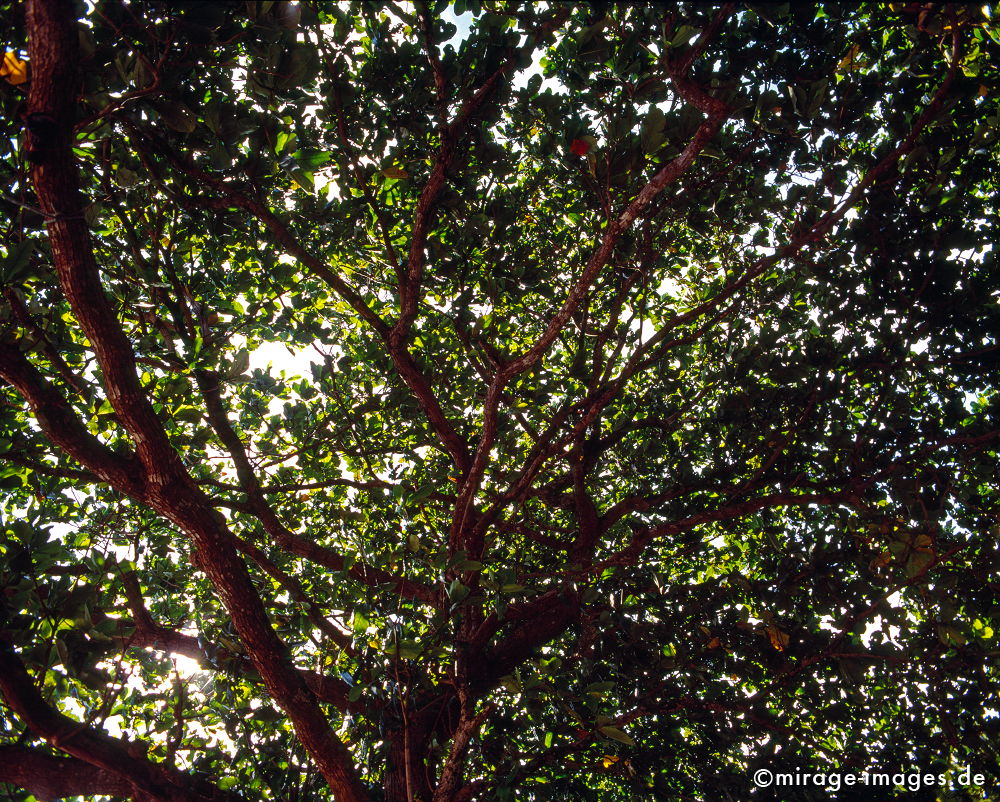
767 626 790 651
836 44 865 73
1 50 28 86
602 755 619 768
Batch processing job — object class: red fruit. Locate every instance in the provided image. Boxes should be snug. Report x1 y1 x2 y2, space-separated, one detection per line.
570 138 590 156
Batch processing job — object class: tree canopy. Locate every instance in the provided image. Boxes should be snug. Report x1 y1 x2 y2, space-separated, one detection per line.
1 1 999 800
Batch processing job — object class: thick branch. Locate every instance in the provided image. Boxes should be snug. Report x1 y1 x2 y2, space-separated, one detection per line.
469 590 581 694
0 342 144 495
0 641 235 802
117 574 359 712
196 370 438 606
25 4 369 798
605 491 851 569
448 22 735 557
0 745 134 800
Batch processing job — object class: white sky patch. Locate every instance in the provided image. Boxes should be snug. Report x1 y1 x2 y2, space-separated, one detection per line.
249 339 316 380
440 5 474 46
22 0 994 772
172 652 203 678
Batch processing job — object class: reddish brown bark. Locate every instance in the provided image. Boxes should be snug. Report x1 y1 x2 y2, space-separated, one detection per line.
22 2 369 799
116 570 360 712
0 745 134 800
1 4 964 801
0 642 236 801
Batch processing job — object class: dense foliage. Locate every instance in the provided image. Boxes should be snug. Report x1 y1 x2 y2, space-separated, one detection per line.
1 2 998 800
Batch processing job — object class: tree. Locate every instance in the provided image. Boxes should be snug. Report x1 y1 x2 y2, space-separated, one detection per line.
0 0 998 799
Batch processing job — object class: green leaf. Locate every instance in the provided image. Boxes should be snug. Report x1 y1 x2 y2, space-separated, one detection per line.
173 405 203 424
290 168 314 191
669 25 699 47
598 726 635 746
228 349 251 379
640 107 666 154
394 640 422 660
157 101 198 133
0 240 34 284
447 578 470 604
295 149 331 171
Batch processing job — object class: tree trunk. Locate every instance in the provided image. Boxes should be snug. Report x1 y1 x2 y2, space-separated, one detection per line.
383 714 434 802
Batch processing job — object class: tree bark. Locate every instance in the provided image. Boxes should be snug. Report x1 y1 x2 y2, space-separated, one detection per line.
0 642 237 801
23 2 371 800
0 745 135 801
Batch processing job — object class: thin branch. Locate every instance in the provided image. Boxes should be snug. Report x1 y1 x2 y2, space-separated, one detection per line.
0 640 237 801
25 4 369 798
117 573 361 713
448 18 735 558
195 369 438 606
